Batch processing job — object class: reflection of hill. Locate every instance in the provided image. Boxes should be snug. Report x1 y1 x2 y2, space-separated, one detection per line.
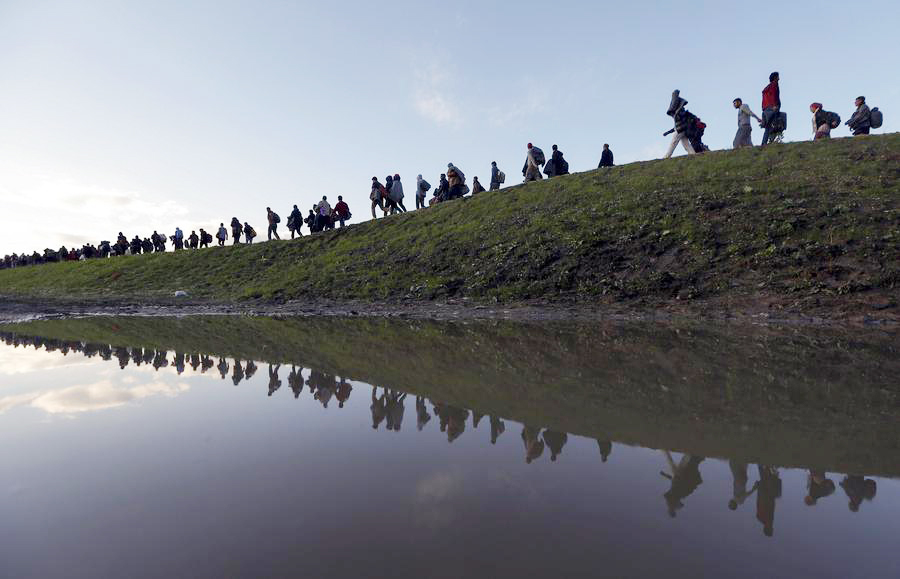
3 316 899 476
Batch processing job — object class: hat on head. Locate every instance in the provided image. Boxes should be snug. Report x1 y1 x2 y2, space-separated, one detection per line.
527 143 532 149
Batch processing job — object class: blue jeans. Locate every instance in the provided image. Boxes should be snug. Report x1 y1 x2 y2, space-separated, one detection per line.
761 108 778 146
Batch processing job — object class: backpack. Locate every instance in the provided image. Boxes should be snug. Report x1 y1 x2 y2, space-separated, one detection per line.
826 111 841 129
273 213 281 223
771 112 787 132
246 226 256 238
559 159 569 174
498 171 506 184
420 180 431 192
870 107 883 129
531 147 545 165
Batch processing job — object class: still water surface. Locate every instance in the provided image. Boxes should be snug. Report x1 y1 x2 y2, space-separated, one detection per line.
0 316 898 578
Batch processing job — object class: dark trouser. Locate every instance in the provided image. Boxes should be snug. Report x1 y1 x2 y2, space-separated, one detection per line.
218 239 225 246
490 182 500 191
268 225 279 240
761 108 778 146
416 195 425 209
245 234 253 244
337 217 345 228
448 184 464 199
852 127 870 136
232 230 241 244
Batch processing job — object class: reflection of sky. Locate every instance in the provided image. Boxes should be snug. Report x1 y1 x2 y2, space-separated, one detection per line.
0 342 899 578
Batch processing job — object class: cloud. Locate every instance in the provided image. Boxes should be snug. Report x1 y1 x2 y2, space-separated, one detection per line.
413 470 464 530
486 79 549 128
0 377 190 415
413 65 462 128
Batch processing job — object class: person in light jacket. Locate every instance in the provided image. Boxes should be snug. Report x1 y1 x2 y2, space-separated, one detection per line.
390 174 407 213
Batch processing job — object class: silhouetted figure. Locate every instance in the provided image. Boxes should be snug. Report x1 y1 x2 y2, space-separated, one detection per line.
267 364 281 396
596 439 612 462
371 387 388 429
189 353 200 371
174 352 186 375
660 452 705 517
288 366 304 398
131 347 143 366
232 360 244 386
472 412 484 429
490 415 505 444
522 425 545 464
114 346 130 369
200 355 214 373
143 348 155 366
153 350 169 370
335 378 352 408
542 430 568 462
840 475 877 512
756 465 782 537
435 404 468 443
804 470 836 506
217 357 229 380
385 391 407 431
314 375 335 408
728 460 758 510
244 360 258 379
416 396 432 431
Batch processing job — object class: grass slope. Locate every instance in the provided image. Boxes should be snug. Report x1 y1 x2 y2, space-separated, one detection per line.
1 134 899 307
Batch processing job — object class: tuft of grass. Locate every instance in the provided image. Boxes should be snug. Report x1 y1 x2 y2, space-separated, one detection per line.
1 134 899 306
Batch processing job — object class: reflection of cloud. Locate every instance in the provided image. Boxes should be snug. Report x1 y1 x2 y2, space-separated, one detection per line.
0 378 189 415
0 347 94 376
413 471 464 530
413 64 462 128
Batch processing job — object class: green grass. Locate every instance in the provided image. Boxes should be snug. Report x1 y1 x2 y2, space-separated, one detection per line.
2 134 899 305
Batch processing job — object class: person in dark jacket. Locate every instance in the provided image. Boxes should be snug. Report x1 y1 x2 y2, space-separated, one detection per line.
230 217 242 245
598 144 614 167
288 204 303 239
489 161 501 191
664 90 696 158
760 72 781 146
846 96 871 136
545 145 568 177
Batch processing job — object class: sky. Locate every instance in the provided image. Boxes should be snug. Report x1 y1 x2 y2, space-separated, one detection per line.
1 0 898 255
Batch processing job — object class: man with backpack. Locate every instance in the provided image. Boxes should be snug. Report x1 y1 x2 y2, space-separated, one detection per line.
598 144 614 167
446 163 466 199
333 195 351 227
732 98 763 148
810 103 838 140
187 230 198 250
173 227 184 250
760 72 781 146
415 174 430 209
471 176 485 195
216 223 228 246
371 177 387 218
545 145 569 178
490 161 504 191
288 204 303 238
846 96 872 136
243 222 256 244
523 143 544 182
437 173 449 201
230 217 243 245
199 228 211 248
266 207 281 240
664 90 697 158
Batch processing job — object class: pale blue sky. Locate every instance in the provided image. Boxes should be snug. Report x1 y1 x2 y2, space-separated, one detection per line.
1 0 898 253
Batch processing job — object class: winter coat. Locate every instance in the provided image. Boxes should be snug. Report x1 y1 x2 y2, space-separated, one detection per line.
390 179 404 202
847 104 871 131
447 167 464 188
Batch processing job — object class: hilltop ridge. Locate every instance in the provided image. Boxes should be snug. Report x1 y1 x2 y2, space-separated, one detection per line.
1 134 898 321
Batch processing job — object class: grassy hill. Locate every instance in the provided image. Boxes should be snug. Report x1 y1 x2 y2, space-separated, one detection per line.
1 134 899 311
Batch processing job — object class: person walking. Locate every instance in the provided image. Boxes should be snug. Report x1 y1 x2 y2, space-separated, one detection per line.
437 173 449 201
333 195 350 227
266 207 280 240
732 98 763 148
810 102 831 140
390 174 407 212
230 217 242 245
760 72 781 146
545 145 569 177
216 223 228 246
315 195 333 229
846 96 872 136
446 163 466 199
415 174 430 209
243 222 256 244
523 143 544 182
370 177 386 218
598 144 614 167
489 161 502 191
173 227 184 250
664 90 696 158
288 204 303 239
471 176 485 194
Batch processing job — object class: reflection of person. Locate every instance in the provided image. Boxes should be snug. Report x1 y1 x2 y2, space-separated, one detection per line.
335 377 352 408
174 352 185 375
840 475 877 512
542 430 568 462
728 460 758 510
217 357 229 380
370 387 387 429
804 470 836 506
267 363 281 396
244 360 258 379
522 425 545 464
200 355 213 373
472 412 483 429
189 353 200 371
756 465 782 537
660 452 704 517
416 396 432 431
596 440 612 463
231 361 244 386
288 366 304 398
385 391 407 431
489 415 505 444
